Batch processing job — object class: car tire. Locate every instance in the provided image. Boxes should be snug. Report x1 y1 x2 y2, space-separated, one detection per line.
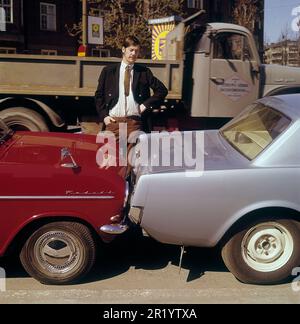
0 107 49 131
221 219 300 284
20 222 96 285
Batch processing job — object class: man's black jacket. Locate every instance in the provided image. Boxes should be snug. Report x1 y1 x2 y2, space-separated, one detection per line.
95 63 168 122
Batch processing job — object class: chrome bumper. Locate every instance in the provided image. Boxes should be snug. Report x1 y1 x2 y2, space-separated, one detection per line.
100 224 129 235
100 181 131 235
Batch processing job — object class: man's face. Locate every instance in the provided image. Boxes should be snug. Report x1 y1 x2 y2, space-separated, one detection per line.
122 45 140 64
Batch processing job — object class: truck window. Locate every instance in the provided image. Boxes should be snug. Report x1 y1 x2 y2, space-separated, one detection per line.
213 33 253 61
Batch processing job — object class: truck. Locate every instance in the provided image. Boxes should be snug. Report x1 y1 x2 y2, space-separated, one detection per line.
1 11 300 133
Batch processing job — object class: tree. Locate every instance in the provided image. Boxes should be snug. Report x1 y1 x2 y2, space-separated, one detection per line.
279 24 291 66
66 0 185 58
232 0 259 33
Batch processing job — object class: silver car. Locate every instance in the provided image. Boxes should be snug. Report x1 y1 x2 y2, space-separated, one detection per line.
129 94 300 285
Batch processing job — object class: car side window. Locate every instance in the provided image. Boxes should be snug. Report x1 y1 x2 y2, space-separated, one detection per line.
213 33 253 60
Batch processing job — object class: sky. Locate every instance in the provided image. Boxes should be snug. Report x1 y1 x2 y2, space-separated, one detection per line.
264 0 300 43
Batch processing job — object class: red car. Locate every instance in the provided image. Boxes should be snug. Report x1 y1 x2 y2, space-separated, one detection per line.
0 119 128 285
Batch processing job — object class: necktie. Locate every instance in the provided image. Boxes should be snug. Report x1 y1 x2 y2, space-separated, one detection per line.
124 65 131 97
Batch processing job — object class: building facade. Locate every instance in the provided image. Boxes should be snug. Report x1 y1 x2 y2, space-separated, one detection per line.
264 40 300 67
0 0 79 55
0 0 264 58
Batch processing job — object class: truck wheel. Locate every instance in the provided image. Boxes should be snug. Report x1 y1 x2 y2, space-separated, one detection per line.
20 222 96 285
0 107 49 131
221 219 300 284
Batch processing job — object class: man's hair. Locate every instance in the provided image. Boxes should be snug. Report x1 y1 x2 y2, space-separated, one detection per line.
122 35 141 48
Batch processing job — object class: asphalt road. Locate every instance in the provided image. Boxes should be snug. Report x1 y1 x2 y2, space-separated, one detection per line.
0 228 299 304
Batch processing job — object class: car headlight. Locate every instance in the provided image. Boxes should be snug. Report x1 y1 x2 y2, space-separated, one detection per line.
129 206 144 224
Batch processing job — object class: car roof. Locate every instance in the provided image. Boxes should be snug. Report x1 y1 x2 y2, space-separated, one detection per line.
259 94 300 120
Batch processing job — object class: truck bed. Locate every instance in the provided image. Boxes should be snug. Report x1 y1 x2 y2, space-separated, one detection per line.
0 54 182 100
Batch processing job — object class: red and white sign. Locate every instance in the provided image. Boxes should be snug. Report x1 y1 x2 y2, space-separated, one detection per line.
78 45 86 57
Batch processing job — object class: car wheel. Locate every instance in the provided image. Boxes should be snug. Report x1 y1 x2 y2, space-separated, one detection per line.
0 107 49 131
20 222 96 285
221 219 300 284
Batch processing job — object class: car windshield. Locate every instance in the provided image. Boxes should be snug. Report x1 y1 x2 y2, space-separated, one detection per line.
220 103 291 160
0 119 13 144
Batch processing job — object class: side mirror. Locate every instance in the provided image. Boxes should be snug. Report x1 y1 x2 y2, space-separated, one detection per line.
252 62 260 74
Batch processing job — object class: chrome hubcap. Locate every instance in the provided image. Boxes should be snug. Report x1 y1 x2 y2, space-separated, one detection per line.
242 222 293 272
34 231 83 274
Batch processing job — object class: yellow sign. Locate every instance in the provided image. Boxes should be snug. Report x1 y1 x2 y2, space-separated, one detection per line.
92 23 100 36
152 23 175 60
88 16 103 45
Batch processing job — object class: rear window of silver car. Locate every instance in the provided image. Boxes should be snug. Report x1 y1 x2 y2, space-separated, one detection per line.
220 103 291 160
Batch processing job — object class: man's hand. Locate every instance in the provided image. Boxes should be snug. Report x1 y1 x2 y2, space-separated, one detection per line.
104 116 116 125
140 104 147 114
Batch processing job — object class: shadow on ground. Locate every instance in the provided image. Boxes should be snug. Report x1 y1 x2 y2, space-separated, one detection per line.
0 226 227 284
87 226 227 284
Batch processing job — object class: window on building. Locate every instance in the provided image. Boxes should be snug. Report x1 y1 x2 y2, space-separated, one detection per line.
187 0 202 9
40 2 56 31
99 10 109 17
90 8 109 18
0 7 5 30
0 0 13 23
0 47 16 54
41 49 57 55
91 48 110 58
20 0 23 26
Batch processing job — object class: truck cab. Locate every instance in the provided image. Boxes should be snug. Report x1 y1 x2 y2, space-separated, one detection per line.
165 14 300 128
190 23 260 118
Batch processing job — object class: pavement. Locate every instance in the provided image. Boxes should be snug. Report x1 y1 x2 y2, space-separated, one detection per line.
0 230 299 304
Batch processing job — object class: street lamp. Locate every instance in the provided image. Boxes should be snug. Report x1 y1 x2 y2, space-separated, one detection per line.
78 0 87 56
82 0 87 48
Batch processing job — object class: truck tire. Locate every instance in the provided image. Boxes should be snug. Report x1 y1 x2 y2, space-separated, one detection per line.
221 219 300 285
20 222 96 285
0 107 49 131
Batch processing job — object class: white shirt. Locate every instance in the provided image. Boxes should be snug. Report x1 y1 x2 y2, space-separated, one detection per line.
109 61 141 117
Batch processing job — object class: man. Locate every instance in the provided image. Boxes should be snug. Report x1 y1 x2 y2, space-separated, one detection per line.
95 35 168 176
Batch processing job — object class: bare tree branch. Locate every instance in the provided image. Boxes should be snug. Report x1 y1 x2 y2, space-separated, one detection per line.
66 0 185 57
232 0 258 32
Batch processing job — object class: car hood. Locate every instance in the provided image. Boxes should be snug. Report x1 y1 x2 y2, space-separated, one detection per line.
134 130 248 177
2 131 121 172
0 131 125 198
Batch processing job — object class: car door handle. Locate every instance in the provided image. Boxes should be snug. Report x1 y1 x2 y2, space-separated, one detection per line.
210 77 225 84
